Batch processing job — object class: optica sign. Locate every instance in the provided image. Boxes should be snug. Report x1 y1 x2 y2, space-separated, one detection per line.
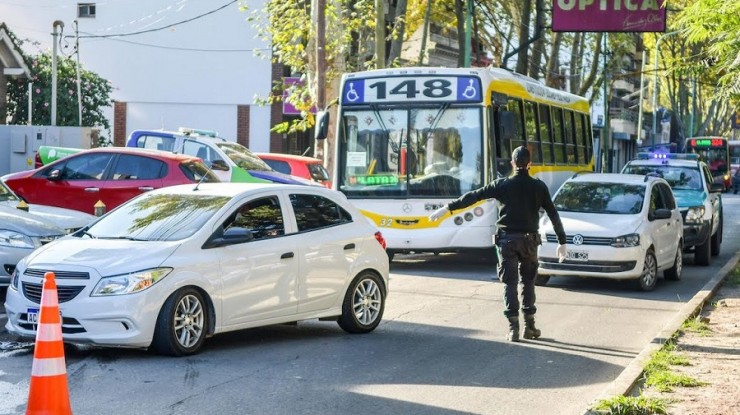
552 0 667 32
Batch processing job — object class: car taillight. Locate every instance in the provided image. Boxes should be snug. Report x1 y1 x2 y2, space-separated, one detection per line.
34 152 42 168
374 231 387 249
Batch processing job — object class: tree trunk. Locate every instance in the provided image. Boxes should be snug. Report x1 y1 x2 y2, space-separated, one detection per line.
569 33 582 94
545 32 562 87
455 0 466 67
387 0 408 66
578 33 603 97
527 0 544 78
515 0 532 75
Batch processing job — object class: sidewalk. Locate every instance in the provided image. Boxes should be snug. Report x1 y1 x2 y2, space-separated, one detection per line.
586 250 740 414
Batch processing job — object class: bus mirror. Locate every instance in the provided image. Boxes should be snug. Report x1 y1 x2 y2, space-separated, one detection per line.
315 111 330 140
500 111 516 141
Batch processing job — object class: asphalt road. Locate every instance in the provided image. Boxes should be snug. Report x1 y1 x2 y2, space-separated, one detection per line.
1 195 739 415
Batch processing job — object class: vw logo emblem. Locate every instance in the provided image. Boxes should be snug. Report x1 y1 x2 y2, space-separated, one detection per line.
402 203 412 213
572 234 584 246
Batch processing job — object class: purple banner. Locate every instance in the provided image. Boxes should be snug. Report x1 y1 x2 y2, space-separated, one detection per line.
552 0 667 32
283 77 316 115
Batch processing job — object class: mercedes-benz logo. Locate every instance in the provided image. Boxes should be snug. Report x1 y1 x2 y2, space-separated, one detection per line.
402 203 412 213
572 234 584 246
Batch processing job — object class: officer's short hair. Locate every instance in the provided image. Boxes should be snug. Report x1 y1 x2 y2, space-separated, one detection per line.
512 146 530 168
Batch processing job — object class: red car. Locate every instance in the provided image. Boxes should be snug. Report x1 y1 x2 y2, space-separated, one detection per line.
2 147 219 215
255 153 332 188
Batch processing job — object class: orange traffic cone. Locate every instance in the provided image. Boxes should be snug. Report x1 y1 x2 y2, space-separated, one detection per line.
26 272 73 415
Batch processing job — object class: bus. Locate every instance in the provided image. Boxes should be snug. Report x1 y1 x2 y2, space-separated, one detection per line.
729 140 740 176
330 66 594 259
685 136 732 191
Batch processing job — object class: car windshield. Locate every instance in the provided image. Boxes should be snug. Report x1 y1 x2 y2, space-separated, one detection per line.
0 181 20 202
180 161 220 182
216 142 273 171
622 165 702 190
86 193 230 241
555 182 645 214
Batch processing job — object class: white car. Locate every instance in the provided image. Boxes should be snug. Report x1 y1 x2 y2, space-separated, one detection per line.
537 173 683 291
5 183 389 356
0 181 95 286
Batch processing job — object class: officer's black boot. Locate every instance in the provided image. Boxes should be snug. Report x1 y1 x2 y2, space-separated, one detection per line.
523 315 541 340
506 317 520 342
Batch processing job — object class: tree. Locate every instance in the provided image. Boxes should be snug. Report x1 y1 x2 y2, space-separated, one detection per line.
5 52 113 143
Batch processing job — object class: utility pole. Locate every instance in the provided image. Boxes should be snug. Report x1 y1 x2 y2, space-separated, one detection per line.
636 50 646 146
315 0 326 160
74 20 83 126
463 0 472 66
51 20 64 126
651 30 680 149
602 33 611 172
375 0 385 68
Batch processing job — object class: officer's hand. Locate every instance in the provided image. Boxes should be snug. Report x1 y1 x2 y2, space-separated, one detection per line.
428 206 449 222
557 244 567 263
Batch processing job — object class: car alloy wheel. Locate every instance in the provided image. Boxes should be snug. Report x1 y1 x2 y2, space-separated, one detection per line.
152 288 208 356
338 272 385 333
636 250 658 291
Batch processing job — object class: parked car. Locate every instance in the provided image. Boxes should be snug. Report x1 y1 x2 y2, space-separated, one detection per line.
256 152 332 188
126 128 319 186
4 183 389 355
537 173 683 291
1 181 95 286
2 147 219 215
621 153 723 266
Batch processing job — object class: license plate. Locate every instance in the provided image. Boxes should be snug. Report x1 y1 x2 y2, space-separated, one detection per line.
27 308 39 324
566 250 588 262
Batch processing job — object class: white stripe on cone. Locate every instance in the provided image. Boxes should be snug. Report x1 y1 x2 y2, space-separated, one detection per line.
35 322 63 342
41 289 59 307
30 357 67 377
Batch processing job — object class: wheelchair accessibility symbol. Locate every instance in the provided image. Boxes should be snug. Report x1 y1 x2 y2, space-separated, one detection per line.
462 79 477 99
345 82 360 102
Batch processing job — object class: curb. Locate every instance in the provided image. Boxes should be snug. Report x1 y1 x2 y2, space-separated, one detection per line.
583 249 740 414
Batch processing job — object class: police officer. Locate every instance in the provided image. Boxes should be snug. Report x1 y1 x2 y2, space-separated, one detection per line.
428 146 567 342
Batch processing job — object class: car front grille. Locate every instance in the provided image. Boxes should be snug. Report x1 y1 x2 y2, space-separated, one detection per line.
24 268 90 279
22 281 85 304
539 258 637 273
546 234 613 246
17 313 87 334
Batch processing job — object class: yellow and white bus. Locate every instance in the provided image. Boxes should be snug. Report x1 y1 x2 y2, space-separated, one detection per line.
331 66 594 259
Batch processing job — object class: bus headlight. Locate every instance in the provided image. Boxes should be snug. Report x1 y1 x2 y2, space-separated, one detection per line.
685 206 705 224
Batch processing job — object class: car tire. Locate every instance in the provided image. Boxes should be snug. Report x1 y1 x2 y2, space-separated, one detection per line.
695 233 712 266
710 219 722 257
535 275 550 286
151 287 208 356
635 250 658 291
664 242 683 281
337 271 385 334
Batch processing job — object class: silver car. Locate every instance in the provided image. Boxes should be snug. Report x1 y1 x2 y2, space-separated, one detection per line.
0 182 95 286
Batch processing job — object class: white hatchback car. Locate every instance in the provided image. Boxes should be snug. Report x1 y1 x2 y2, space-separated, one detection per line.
4 183 389 356
537 173 683 291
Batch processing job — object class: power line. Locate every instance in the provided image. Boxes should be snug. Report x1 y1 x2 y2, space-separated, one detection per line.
73 0 239 39
86 35 271 53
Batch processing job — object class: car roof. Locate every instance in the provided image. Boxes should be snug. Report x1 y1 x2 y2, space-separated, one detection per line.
255 153 323 163
85 146 201 162
625 157 703 168
567 173 653 185
148 182 333 197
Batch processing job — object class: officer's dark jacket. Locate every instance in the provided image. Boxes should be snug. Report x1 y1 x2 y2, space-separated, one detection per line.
447 169 566 244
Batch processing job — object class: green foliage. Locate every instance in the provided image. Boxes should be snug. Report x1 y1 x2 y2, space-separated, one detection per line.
728 265 740 287
5 51 113 139
643 342 705 393
681 317 712 336
590 395 668 415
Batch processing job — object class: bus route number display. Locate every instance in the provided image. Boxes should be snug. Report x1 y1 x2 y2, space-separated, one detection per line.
342 76 482 105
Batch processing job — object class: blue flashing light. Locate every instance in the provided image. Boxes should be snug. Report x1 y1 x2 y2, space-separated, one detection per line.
636 152 699 161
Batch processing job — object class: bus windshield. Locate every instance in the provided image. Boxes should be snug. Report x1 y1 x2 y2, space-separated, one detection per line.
338 105 483 198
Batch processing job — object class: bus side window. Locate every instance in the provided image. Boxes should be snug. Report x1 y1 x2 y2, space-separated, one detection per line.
563 110 577 165
538 103 553 164
523 101 542 164
551 107 566 164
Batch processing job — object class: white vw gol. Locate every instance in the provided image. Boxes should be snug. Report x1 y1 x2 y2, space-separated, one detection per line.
537 173 683 291
5 183 390 356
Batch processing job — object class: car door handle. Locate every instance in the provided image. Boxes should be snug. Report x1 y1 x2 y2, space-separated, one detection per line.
84 187 99 192
344 243 355 250
281 252 294 259
138 186 154 191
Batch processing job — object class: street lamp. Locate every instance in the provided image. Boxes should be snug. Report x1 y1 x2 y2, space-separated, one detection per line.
651 30 680 149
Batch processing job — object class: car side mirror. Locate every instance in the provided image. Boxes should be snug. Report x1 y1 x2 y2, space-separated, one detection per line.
210 159 229 171
649 208 672 221
203 227 254 248
48 169 62 181
709 183 724 193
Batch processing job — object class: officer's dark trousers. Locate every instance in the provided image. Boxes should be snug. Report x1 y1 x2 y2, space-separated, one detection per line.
496 234 539 318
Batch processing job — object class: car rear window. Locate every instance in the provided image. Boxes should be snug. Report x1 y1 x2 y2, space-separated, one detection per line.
180 161 220 183
262 159 291 175
555 182 645 214
307 163 330 181
623 165 702 190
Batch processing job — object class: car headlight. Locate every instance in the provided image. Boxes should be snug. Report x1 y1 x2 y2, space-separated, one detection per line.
612 233 640 248
0 229 35 249
91 267 172 296
10 268 20 291
684 206 705 224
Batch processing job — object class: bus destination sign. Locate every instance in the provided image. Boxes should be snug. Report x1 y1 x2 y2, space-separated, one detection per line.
342 75 482 105
690 138 725 147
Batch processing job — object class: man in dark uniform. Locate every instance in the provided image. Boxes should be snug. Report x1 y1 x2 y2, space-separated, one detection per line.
428 146 567 342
